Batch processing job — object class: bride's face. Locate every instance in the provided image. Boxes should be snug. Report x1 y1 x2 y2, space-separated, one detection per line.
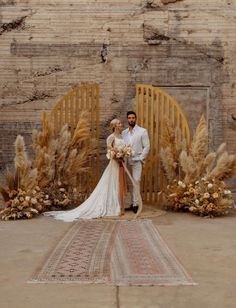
115 121 122 131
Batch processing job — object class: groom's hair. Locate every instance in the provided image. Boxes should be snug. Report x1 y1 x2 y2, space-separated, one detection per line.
127 111 136 118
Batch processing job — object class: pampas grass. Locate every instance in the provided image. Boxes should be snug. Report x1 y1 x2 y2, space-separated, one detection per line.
160 118 187 182
0 111 97 220
33 110 96 191
160 147 176 182
189 115 208 163
14 135 30 171
208 152 236 180
160 114 236 217
32 116 57 188
179 150 197 183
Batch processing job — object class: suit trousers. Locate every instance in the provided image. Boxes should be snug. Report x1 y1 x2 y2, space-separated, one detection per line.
127 161 142 207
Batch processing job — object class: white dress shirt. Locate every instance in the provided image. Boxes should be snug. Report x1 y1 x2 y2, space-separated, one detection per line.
122 125 150 164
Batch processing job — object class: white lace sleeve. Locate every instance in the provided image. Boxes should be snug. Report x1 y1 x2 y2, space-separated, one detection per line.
106 134 115 149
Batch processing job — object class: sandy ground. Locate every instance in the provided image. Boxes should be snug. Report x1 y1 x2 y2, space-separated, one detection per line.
0 210 236 308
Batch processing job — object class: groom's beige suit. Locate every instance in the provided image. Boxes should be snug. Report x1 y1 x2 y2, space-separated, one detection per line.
122 125 150 207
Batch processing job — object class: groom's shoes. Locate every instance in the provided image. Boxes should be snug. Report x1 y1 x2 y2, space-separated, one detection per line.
132 206 138 214
126 204 134 211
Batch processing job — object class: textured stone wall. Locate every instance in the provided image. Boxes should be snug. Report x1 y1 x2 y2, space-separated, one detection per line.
0 0 236 177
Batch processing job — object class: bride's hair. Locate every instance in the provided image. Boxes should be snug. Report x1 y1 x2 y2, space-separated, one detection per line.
110 119 120 132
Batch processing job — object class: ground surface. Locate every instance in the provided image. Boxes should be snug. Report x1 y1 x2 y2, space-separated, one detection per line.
0 210 236 308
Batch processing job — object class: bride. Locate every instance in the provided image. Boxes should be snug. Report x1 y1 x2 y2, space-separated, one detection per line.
43 119 127 222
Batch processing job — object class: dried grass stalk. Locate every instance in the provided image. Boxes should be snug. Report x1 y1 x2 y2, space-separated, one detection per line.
189 115 208 163
209 152 236 179
160 148 177 182
14 135 30 172
160 118 187 182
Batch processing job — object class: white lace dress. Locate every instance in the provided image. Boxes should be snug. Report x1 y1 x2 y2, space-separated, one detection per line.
43 134 125 222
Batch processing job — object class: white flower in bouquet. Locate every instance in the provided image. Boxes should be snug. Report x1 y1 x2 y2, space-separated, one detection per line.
212 192 219 199
178 181 186 188
195 199 199 205
30 208 39 214
207 183 213 189
31 198 37 205
223 189 231 195
116 152 122 158
203 192 210 199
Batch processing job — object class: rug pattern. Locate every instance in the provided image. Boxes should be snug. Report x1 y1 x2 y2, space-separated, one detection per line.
111 220 196 285
31 220 196 286
32 220 118 283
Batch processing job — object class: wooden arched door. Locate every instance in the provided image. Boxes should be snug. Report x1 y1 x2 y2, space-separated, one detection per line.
136 84 190 204
44 83 100 195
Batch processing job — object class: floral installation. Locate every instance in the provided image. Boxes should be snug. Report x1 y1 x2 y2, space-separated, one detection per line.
160 115 236 217
0 186 46 220
0 111 95 220
166 178 234 217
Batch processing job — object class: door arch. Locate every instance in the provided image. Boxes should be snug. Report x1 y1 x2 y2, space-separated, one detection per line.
43 83 100 194
136 84 190 205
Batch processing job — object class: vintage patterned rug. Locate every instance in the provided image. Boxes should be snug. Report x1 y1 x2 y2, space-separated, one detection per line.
30 220 196 286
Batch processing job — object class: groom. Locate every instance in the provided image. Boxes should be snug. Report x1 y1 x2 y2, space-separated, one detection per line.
122 111 150 213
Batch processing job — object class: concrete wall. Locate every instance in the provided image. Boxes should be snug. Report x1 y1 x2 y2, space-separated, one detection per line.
0 0 236 175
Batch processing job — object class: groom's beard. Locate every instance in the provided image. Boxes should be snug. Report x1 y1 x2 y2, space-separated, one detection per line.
128 121 136 128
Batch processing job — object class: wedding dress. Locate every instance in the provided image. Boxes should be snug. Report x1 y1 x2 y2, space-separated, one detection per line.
43 134 125 222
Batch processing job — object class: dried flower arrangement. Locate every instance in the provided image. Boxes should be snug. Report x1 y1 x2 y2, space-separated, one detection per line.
106 144 135 160
0 111 96 220
160 115 236 217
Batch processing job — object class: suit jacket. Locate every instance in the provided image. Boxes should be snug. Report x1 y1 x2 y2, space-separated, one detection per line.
122 125 150 164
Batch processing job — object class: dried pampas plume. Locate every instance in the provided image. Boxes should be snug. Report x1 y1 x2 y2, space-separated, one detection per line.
190 115 208 163
70 111 91 150
216 143 226 158
14 135 30 172
159 114 235 185
160 147 176 182
160 117 187 183
209 152 236 179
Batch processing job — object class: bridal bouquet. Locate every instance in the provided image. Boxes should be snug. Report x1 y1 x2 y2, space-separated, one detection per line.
106 144 135 160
